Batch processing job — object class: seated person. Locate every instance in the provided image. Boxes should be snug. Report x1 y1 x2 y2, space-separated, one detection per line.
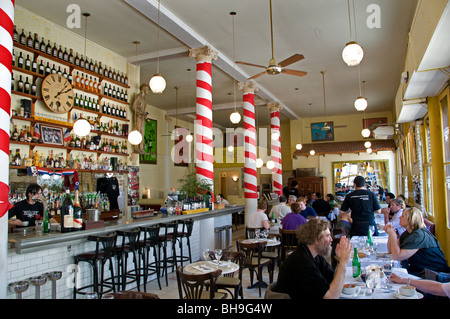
312 192 331 217
296 196 318 219
9 183 44 228
389 273 450 298
326 193 338 210
385 207 450 277
247 200 270 230
276 218 352 299
287 195 297 207
281 202 307 230
383 198 406 236
337 211 352 237
216 194 229 205
270 195 291 221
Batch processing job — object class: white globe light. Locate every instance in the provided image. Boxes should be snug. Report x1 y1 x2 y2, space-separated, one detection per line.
230 111 241 124
296 143 303 150
266 160 275 170
361 128 371 138
342 41 364 66
149 74 166 94
73 118 91 137
128 130 143 145
271 131 280 141
227 145 234 152
309 150 315 156
366 148 373 154
354 96 368 111
256 158 264 168
185 134 193 143
364 141 372 148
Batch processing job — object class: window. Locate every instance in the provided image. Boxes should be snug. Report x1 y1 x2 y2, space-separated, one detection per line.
422 116 433 217
440 91 450 228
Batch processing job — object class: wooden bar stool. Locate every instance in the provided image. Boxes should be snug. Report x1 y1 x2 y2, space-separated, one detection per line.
115 229 142 291
174 219 194 267
139 224 161 291
158 221 178 286
73 233 117 299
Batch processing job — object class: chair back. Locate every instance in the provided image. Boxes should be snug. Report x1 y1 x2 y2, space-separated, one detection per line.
245 226 266 239
116 228 141 252
87 233 117 259
280 229 298 262
236 240 267 268
264 282 291 299
139 224 161 247
160 221 178 239
176 266 223 299
181 219 194 237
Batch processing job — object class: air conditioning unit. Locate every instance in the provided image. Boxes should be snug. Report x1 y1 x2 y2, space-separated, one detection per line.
372 126 395 139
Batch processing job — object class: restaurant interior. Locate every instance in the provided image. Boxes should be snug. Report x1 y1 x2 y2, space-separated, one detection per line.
2 0 450 302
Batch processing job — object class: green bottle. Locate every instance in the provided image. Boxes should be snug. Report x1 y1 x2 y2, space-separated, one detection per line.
43 208 50 233
367 229 373 248
352 247 361 278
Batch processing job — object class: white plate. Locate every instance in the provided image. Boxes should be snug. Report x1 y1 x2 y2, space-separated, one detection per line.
393 289 424 299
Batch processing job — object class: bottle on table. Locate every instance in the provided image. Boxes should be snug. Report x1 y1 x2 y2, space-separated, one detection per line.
352 247 361 278
73 188 83 231
61 189 74 233
43 208 50 233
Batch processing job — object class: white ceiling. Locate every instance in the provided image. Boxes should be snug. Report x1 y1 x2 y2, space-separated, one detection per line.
16 0 418 128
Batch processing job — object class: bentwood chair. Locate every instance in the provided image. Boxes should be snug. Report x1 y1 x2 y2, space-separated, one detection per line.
176 266 227 299
138 224 161 291
207 250 244 299
236 239 272 297
279 229 298 264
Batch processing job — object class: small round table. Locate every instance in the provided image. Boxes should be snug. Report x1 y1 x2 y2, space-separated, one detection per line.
184 260 239 275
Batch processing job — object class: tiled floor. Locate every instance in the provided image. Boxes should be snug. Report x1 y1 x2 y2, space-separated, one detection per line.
135 224 279 299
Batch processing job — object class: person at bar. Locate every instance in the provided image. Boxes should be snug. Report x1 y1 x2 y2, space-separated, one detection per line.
8 183 44 227
216 194 229 205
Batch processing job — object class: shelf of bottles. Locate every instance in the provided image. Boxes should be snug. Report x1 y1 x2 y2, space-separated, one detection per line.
10 26 132 172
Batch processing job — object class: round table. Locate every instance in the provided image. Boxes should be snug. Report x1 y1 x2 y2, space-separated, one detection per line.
240 238 280 247
184 260 239 275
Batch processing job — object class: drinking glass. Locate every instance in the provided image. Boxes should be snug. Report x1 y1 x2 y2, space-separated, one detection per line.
254 229 260 239
35 220 43 234
214 249 222 265
85 292 98 299
366 274 378 299
202 249 210 266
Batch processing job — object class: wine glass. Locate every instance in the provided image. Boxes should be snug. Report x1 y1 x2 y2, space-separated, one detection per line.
254 229 260 239
366 274 378 299
85 292 98 299
202 248 210 266
214 249 222 265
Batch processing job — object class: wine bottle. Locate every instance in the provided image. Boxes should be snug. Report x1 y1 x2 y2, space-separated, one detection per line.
17 75 23 93
24 77 30 94
19 29 26 45
33 33 40 50
26 32 33 47
352 247 361 278
61 189 74 233
17 51 23 69
43 208 50 234
73 188 83 231
24 54 31 71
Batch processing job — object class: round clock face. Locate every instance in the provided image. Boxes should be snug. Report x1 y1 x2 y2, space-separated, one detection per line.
41 74 74 114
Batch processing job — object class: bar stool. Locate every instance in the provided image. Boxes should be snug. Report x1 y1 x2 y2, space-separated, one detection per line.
73 233 117 299
158 221 178 286
8 280 29 299
44 271 62 299
139 224 161 291
175 219 194 267
115 228 142 291
27 275 47 299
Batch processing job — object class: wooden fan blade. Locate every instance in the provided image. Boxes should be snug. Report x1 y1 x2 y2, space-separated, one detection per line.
248 71 267 80
236 61 267 69
278 54 304 67
281 68 307 77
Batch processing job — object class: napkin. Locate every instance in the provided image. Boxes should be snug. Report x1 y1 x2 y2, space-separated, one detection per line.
192 265 214 272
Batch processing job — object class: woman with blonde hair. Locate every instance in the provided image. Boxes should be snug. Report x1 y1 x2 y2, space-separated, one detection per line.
385 207 450 277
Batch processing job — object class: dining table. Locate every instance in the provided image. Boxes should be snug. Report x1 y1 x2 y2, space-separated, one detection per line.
183 260 239 276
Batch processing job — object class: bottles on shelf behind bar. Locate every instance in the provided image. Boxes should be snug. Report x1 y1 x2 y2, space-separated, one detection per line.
61 189 74 233
72 187 83 231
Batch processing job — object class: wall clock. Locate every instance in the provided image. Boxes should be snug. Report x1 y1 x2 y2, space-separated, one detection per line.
41 74 74 113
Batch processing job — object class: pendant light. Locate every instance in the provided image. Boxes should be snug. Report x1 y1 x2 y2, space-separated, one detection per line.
266 160 275 170
73 13 91 137
364 141 371 148
229 12 241 124
295 88 302 150
128 41 144 145
255 106 263 168
342 0 363 66
361 128 371 138
354 66 367 111
149 0 166 94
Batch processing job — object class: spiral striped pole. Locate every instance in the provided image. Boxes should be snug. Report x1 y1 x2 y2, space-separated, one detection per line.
238 81 258 216
0 0 15 298
268 102 283 195
189 46 218 196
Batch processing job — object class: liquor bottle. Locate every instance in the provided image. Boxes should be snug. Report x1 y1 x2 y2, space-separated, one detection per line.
68 49 74 64
39 37 46 53
75 72 81 87
33 33 40 50
26 32 33 47
352 247 361 278
57 45 63 60
46 40 52 55
24 77 30 95
45 62 51 76
43 208 50 233
61 189 74 233
31 79 37 96
74 53 80 66
17 75 24 93
63 47 69 62
17 51 23 68
52 42 58 57
73 188 83 231
11 125 19 141
79 54 84 69
19 28 26 45
98 62 103 76
13 25 18 42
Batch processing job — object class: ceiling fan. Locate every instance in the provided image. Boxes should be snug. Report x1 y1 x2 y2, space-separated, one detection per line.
235 0 307 80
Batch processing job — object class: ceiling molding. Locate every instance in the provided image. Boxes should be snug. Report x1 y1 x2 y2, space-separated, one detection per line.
124 0 299 120
293 140 396 157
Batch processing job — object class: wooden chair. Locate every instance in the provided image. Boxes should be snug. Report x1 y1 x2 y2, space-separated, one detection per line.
236 240 272 297
264 281 291 299
176 266 227 299
279 229 298 264
207 250 244 299
103 290 160 299
245 227 266 239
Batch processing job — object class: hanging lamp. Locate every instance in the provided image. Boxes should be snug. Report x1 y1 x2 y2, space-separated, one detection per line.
128 41 144 145
229 12 241 124
342 0 363 66
149 0 166 93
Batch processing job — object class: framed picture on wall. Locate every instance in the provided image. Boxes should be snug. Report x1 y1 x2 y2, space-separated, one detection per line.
139 118 157 164
41 125 63 145
311 122 334 142
362 117 388 138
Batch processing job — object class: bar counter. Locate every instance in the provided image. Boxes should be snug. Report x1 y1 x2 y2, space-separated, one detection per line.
9 205 244 254
6 205 244 299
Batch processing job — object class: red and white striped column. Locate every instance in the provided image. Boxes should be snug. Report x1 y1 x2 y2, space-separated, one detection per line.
189 46 218 192
239 81 258 215
268 102 283 195
0 0 15 298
